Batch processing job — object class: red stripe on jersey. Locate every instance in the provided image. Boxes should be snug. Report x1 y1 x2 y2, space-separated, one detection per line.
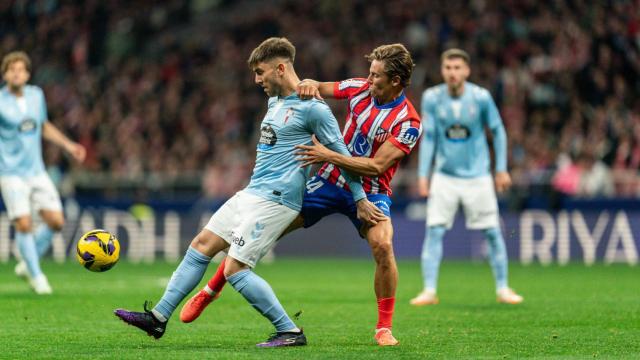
320 79 422 196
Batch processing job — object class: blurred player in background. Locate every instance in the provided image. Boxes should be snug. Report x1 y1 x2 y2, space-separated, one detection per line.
0 51 86 294
411 49 523 306
181 43 421 347
114 37 385 347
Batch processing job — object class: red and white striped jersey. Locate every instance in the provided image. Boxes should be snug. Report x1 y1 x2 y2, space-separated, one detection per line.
317 78 422 196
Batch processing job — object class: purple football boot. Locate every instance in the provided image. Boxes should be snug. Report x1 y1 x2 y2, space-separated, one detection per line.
256 329 307 348
114 301 167 339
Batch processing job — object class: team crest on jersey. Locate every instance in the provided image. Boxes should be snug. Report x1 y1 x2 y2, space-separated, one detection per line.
283 108 295 124
374 127 389 142
352 133 371 156
398 127 420 145
19 118 36 133
258 125 277 150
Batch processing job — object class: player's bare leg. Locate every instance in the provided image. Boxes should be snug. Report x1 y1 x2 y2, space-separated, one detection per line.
364 219 399 346
180 214 305 322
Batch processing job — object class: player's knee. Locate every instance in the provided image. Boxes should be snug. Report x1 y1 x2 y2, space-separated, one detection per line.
13 217 32 232
49 218 64 232
190 231 214 254
223 257 249 278
370 239 394 261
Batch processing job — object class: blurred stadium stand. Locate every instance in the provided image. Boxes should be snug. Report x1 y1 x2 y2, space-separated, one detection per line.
2 0 639 203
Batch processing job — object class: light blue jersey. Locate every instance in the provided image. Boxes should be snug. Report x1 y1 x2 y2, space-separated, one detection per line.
0 85 48 177
246 93 365 211
418 82 507 179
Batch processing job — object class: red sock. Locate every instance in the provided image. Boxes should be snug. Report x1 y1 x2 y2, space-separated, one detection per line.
376 297 395 330
206 257 227 293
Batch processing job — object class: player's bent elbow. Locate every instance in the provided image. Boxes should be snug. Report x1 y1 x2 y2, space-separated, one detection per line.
370 162 388 177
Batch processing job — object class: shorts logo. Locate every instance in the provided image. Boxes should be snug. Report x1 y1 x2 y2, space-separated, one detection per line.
372 200 390 213
19 118 36 133
231 232 245 247
258 125 277 150
251 222 265 240
352 133 370 156
398 127 420 145
445 124 470 141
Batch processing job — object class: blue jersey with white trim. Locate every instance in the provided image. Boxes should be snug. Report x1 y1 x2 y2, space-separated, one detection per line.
245 93 365 211
418 82 507 179
0 85 48 177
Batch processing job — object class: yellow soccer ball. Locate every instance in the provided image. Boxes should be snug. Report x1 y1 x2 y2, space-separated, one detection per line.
76 229 120 272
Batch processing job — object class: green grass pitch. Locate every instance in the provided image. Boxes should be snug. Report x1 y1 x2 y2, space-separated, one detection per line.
1 259 638 359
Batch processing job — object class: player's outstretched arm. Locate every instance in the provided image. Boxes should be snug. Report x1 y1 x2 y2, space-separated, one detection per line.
296 79 335 100
484 91 511 193
297 135 405 177
42 122 86 163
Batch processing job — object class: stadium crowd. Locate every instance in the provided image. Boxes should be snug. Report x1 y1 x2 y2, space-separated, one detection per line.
1 0 639 199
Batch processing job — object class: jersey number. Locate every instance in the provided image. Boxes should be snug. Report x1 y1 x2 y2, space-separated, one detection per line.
306 179 324 193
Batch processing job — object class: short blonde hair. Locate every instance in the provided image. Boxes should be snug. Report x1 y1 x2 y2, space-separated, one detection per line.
441 48 470 65
1 51 31 74
247 37 296 68
365 44 415 87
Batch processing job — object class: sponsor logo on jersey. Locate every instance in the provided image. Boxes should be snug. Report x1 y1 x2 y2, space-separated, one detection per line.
19 118 36 133
445 124 470 141
398 127 420 145
352 133 370 156
258 125 277 150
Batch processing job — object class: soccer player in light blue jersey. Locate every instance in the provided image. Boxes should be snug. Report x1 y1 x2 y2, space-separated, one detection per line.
114 37 386 347
410 49 523 306
0 51 86 294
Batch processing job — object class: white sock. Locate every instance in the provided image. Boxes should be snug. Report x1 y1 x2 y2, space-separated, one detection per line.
151 309 167 323
203 284 215 296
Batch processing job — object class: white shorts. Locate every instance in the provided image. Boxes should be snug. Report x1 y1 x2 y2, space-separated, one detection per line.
427 173 499 229
0 173 63 220
204 190 298 268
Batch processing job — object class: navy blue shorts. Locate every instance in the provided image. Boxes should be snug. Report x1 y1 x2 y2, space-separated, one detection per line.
301 176 392 231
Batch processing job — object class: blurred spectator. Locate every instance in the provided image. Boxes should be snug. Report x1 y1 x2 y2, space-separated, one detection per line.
0 0 638 200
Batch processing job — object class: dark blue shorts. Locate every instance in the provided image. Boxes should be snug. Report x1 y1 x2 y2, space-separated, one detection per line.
301 176 392 231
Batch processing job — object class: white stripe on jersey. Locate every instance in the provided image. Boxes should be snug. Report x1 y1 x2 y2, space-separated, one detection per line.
339 79 367 91
336 173 346 187
388 104 409 131
370 177 380 194
348 91 370 117
366 108 391 149
346 102 374 149
320 163 334 179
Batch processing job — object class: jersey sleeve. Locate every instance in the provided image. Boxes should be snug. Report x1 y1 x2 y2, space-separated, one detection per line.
333 78 369 100
37 87 48 122
387 112 423 155
481 90 508 172
307 101 342 145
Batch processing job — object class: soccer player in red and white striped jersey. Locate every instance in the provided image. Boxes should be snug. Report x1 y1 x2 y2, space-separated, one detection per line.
180 44 421 347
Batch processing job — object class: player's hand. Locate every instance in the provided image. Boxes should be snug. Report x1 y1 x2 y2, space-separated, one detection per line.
355 198 388 226
296 79 323 100
296 135 331 167
65 142 86 163
417 177 430 197
495 171 512 193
